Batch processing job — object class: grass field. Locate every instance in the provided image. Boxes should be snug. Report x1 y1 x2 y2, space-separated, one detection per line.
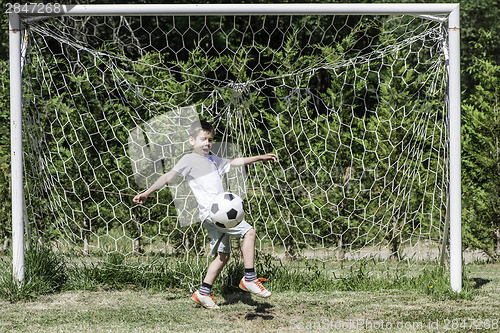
1 261 499 332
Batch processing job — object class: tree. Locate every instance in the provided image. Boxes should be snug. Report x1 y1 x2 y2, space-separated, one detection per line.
0 60 11 252
1 0 500 260
462 29 500 259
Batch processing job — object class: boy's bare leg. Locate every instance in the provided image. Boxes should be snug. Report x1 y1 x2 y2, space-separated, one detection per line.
241 229 256 268
239 228 271 297
203 252 230 285
192 252 229 309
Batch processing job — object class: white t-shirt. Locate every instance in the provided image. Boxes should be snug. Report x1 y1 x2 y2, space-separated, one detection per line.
172 153 231 220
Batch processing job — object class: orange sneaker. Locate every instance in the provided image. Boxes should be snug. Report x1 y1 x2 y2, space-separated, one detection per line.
191 290 220 309
239 277 272 298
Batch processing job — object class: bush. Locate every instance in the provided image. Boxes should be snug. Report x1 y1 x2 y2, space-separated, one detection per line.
0 242 67 302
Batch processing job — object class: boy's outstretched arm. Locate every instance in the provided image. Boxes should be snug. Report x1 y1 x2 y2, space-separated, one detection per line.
230 153 278 167
133 169 180 204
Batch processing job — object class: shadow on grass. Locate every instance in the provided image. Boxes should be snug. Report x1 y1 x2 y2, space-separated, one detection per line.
469 277 490 289
221 291 274 320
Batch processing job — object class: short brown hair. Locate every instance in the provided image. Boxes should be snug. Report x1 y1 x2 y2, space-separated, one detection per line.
189 120 214 138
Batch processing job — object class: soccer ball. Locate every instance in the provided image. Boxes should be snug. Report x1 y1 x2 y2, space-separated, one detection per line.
209 192 245 228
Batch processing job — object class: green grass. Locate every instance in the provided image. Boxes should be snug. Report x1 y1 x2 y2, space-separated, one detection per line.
0 245 498 332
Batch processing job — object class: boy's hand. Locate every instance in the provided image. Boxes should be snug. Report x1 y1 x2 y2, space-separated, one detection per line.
230 153 278 167
260 153 278 162
133 192 149 204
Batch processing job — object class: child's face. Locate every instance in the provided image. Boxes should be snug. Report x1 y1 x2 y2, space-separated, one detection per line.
189 130 214 156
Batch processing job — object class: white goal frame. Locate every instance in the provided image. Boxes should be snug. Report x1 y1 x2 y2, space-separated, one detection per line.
9 3 461 292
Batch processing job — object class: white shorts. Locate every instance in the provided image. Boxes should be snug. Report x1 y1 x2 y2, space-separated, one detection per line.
202 218 253 257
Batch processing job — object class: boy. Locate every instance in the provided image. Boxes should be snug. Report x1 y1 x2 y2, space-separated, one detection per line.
133 120 277 309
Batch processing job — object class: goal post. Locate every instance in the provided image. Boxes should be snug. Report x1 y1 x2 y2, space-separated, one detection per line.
9 11 25 287
447 5 461 294
9 3 461 292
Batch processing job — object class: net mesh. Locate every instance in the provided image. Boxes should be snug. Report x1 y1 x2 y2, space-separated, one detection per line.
21 13 449 286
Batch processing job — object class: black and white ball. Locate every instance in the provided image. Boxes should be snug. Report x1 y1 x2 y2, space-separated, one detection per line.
209 192 245 228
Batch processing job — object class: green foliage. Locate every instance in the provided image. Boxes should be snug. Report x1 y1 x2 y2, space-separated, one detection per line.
0 2 499 295
0 242 67 302
0 248 476 302
5 9 447 263
458 0 500 92
0 60 10 246
63 258 195 292
418 266 477 300
462 28 500 258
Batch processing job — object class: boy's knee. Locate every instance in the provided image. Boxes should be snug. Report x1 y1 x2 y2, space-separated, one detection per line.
245 229 256 240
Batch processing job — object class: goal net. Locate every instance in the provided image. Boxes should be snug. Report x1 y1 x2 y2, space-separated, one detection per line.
20 8 451 287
